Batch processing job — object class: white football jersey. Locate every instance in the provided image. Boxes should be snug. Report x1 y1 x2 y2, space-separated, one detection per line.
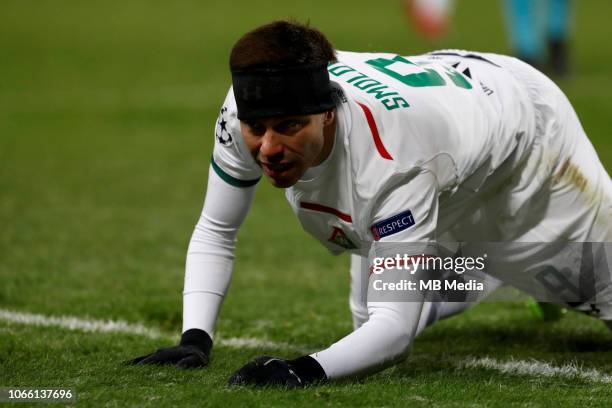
195 50 611 380
212 50 541 255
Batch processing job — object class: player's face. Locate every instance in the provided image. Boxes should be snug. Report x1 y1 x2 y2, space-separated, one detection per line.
241 110 336 188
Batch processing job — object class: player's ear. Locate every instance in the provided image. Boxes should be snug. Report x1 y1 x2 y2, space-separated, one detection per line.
323 109 335 126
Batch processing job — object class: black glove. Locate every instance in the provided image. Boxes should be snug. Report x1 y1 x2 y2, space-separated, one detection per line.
125 328 212 369
228 355 326 388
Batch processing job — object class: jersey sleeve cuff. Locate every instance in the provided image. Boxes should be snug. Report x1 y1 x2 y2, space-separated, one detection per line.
289 355 328 384
211 156 261 188
180 328 213 355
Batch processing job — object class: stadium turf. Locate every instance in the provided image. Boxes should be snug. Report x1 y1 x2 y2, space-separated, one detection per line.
1 0 611 406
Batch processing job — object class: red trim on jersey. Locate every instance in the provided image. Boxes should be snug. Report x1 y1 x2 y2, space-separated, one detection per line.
356 102 393 160
300 201 353 223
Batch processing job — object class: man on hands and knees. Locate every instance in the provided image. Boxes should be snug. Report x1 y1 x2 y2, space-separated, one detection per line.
127 20 612 387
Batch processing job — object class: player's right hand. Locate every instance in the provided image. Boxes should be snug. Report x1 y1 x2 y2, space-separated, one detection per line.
125 328 213 369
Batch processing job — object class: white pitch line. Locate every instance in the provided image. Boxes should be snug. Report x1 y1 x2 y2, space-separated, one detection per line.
459 356 612 383
0 309 308 353
0 309 168 339
4 308 612 381
219 337 312 354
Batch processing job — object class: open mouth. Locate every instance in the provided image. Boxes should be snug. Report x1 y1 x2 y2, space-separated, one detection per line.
261 161 295 177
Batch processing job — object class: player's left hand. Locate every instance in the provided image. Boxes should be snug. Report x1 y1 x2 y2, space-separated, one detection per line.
228 355 326 388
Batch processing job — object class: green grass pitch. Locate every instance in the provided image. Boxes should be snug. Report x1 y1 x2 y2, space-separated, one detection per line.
1 0 611 406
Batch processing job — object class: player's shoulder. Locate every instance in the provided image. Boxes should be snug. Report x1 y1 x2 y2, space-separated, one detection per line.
329 53 462 203
332 83 458 195
212 86 262 185
214 87 240 147
338 97 444 205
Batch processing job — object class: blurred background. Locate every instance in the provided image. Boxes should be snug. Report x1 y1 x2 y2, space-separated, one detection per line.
1 0 611 333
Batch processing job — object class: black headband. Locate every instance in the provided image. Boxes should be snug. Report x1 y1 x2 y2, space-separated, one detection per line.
231 63 335 120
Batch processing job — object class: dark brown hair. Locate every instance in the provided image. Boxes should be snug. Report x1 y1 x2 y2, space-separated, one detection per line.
229 20 336 71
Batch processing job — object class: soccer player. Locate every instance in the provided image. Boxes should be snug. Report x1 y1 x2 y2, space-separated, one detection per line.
127 21 611 386
403 0 455 40
503 0 572 75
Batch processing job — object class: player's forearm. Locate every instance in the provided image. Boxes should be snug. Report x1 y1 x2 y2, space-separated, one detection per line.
182 166 256 337
182 255 233 336
311 300 424 379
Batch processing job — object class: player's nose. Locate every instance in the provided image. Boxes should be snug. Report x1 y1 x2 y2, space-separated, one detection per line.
259 129 284 161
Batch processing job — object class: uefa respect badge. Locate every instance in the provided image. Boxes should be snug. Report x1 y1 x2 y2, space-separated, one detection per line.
371 210 415 241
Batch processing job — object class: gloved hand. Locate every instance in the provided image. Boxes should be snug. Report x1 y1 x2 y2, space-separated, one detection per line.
125 328 212 369
228 355 326 388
